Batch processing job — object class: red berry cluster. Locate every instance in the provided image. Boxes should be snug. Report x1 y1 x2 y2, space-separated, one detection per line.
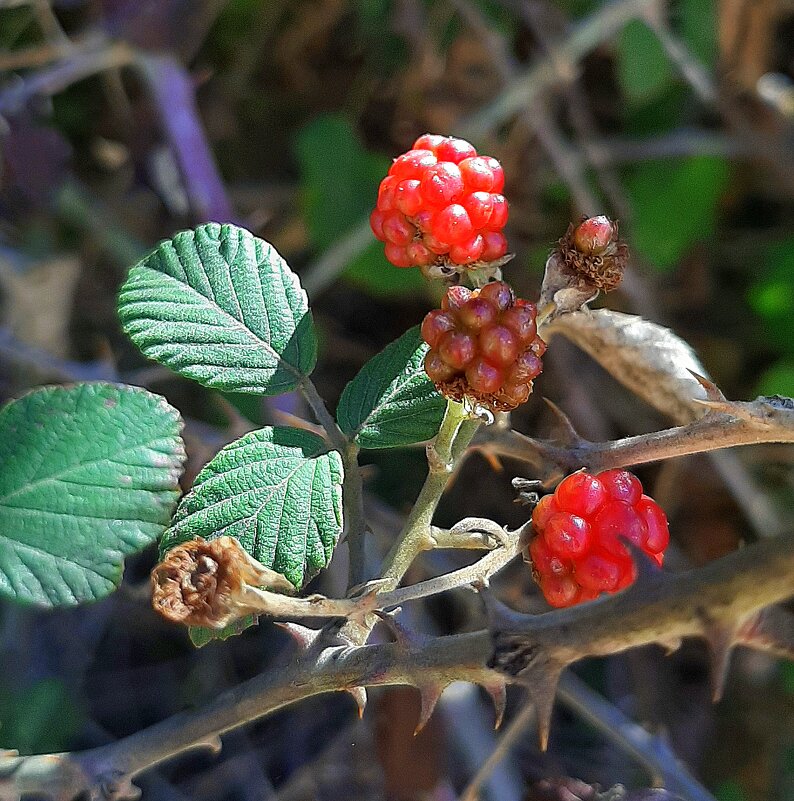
370 134 509 273
421 281 546 412
528 470 670 608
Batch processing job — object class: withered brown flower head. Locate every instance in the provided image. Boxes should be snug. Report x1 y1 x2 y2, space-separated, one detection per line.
556 215 628 292
151 536 293 629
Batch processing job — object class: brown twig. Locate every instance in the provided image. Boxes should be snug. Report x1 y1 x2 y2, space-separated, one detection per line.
475 395 794 478
5 529 794 800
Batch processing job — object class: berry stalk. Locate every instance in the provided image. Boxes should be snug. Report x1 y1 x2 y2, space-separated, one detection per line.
379 400 481 588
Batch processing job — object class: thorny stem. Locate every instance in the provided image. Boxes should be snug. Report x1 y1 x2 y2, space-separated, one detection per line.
6 530 794 800
475 397 794 478
339 402 481 646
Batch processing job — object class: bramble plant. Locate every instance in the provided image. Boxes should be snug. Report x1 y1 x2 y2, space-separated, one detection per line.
4 134 794 801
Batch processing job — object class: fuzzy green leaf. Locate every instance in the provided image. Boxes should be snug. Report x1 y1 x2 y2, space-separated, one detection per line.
337 326 445 448
0 383 184 607
118 222 317 394
160 427 343 589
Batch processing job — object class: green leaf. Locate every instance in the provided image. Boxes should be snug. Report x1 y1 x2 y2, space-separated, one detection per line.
337 326 445 448
160 427 343 589
189 615 257 647
296 115 426 296
625 156 730 270
0 383 184 607
118 222 317 394
616 19 674 105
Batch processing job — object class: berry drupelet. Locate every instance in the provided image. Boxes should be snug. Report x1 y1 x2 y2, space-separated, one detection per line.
421 281 546 412
370 134 509 276
526 469 670 608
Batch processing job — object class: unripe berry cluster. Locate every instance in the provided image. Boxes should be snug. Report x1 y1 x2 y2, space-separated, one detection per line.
421 281 546 412
527 470 670 608
370 134 509 274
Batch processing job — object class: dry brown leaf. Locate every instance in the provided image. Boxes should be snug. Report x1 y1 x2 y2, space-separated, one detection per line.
544 309 708 423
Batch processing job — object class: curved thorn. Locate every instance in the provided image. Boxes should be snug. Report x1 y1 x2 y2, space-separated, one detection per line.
621 540 664 586
526 668 561 751
702 621 738 702
477 583 529 631
482 679 508 729
691 397 736 415
542 397 584 445
736 608 794 660
346 686 367 719
658 635 683 655
274 621 324 651
415 683 446 735
199 735 223 756
687 369 726 401
481 449 504 472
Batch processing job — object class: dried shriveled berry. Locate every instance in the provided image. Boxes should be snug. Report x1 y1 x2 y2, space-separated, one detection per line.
151 537 293 629
555 214 628 292
421 280 545 412
370 134 510 274
526 470 670 608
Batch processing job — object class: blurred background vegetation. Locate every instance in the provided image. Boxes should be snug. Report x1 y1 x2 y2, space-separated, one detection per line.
1 1 794 799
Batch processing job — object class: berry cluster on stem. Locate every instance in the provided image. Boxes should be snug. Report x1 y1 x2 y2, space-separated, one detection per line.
527 470 670 608
369 133 666 609
370 134 509 277
421 281 546 412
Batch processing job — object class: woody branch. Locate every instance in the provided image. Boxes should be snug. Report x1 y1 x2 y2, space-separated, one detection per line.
4 528 794 801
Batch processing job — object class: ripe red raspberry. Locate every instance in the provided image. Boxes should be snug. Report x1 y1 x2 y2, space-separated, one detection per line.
526 470 669 608
370 134 509 276
421 281 545 412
